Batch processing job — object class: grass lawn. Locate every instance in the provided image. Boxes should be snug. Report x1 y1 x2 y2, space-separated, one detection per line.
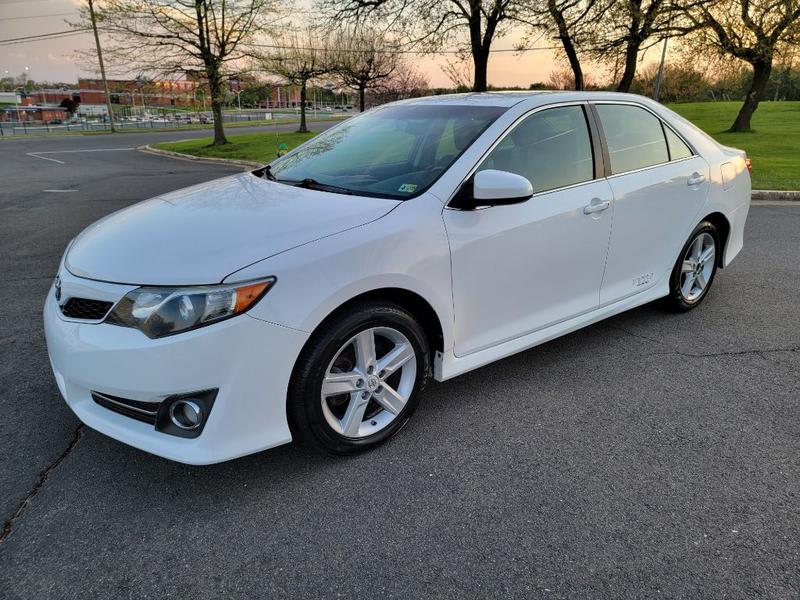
668 101 800 190
154 130 317 162
154 101 799 190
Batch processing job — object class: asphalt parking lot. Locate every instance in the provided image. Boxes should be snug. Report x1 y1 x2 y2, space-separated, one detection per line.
0 129 798 599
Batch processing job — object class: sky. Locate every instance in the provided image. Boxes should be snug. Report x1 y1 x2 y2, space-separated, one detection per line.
0 0 562 88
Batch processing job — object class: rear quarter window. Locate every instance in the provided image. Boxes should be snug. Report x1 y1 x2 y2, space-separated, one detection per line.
664 126 693 160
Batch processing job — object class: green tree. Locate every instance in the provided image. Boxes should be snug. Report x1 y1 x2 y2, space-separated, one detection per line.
680 0 800 131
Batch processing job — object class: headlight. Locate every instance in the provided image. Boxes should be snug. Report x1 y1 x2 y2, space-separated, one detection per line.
106 278 275 338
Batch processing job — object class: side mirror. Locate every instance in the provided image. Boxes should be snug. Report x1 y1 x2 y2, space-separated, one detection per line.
450 169 534 210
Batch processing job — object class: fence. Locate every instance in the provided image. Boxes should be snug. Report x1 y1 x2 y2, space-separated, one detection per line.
0 110 280 137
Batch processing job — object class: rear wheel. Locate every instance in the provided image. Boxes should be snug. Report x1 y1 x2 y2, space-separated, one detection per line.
664 221 719 311
288 301 429 454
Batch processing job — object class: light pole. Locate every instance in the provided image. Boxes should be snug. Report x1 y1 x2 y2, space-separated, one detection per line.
87 0 116 132
15 86 23 124
236 89 242 110
653 15 673 102
653 36 669 102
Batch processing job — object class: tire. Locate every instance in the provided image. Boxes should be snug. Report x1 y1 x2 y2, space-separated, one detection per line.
288 301 430 455
664 221 720 312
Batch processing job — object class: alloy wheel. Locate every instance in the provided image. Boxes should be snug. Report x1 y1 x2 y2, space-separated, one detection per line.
680 232 716 302
321 326 417 438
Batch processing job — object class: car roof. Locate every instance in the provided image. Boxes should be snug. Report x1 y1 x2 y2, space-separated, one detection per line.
400 91 659 109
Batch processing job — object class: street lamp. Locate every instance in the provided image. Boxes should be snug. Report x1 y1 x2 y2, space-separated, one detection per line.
236 89 243 110
14 86 23 124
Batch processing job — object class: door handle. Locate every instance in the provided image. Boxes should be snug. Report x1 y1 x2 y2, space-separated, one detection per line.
583 198 611 215
687 172 706 186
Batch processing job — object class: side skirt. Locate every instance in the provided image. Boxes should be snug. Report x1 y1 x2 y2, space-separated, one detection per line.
434 282 668 382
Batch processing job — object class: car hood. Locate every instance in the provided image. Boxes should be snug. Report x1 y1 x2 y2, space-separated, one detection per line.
66 172 400 285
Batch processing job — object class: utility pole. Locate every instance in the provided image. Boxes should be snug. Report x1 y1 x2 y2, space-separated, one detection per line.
87 0 116 132
653 13 674 102
653 35 668 101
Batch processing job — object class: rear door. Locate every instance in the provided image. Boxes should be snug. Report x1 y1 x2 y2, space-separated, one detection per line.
592 102 710 305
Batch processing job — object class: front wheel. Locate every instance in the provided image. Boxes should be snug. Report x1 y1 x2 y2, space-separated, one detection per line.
664 221 720 311
288 301 430 455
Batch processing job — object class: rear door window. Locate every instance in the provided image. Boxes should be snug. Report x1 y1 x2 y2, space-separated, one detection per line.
595 104 669 174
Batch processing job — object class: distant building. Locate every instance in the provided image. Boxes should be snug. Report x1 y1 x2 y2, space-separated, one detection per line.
1 95 67 123
256 84 354 109
78 78 203 107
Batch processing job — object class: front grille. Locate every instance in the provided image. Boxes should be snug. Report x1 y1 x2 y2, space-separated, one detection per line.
92 392 160 425
61 297 114 320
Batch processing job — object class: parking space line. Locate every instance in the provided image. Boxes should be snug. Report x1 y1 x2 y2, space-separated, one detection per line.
27 147 138 164
27 153 65 164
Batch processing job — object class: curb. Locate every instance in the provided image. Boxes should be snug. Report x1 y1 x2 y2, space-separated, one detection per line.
751 190 800 202
139 145 262 169
140 146 800 202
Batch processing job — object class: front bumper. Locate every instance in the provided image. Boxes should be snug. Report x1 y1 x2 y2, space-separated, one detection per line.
44 284 309 464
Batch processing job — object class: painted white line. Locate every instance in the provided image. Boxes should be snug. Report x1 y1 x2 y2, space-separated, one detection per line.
43 189 79 193
27 147 138 164
33 147 138 155
27 153 65 164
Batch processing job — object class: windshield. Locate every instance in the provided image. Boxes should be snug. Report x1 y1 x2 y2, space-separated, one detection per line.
268 104 506 199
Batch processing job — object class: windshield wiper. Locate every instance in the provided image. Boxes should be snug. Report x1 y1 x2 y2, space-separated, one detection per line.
295 178 353 195
260 165 277 181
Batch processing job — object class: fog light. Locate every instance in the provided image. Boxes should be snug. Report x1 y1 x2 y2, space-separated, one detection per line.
155 388 217 438
169 399 203 430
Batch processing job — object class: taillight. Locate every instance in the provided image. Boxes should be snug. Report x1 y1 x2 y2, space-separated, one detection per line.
745 157 752 173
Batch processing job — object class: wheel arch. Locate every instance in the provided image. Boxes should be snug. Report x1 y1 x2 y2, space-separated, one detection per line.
296 287 446 366
700 211 731 268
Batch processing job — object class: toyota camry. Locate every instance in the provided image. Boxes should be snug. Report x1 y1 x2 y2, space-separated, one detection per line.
44 92 751 464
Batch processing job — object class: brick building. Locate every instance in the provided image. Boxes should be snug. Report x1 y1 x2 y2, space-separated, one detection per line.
77 78 202 107
0 95 67 123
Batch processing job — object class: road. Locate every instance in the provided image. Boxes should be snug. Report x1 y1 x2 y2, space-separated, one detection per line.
0 129 798 599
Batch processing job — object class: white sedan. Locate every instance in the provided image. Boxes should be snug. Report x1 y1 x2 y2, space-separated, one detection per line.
44 92 751 464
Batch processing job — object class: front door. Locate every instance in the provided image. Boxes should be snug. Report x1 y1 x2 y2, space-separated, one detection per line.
443 104 614 356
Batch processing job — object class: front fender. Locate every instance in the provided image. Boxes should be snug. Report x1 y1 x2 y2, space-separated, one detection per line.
226 194 456 353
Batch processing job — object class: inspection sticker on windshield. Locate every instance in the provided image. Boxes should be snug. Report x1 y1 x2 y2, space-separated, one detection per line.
398 183 418 193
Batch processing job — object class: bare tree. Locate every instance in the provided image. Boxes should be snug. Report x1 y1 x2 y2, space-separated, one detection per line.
529 0 607 90
680 0 800 132
332 27 399 111
591 0 678 92
441 52 476 90
546 65 599 89
80 0 279 145
322 0 534 92
370 63 430 103
259 28 332 132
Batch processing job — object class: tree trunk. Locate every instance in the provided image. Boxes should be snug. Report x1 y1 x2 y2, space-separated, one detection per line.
208 75 228 146
358 85 366 112
616 41 639 93
562 36 584 91
729 59 772 132
210 99 227 145
549 1 584 91
472 48 489 92
298 80 308 133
